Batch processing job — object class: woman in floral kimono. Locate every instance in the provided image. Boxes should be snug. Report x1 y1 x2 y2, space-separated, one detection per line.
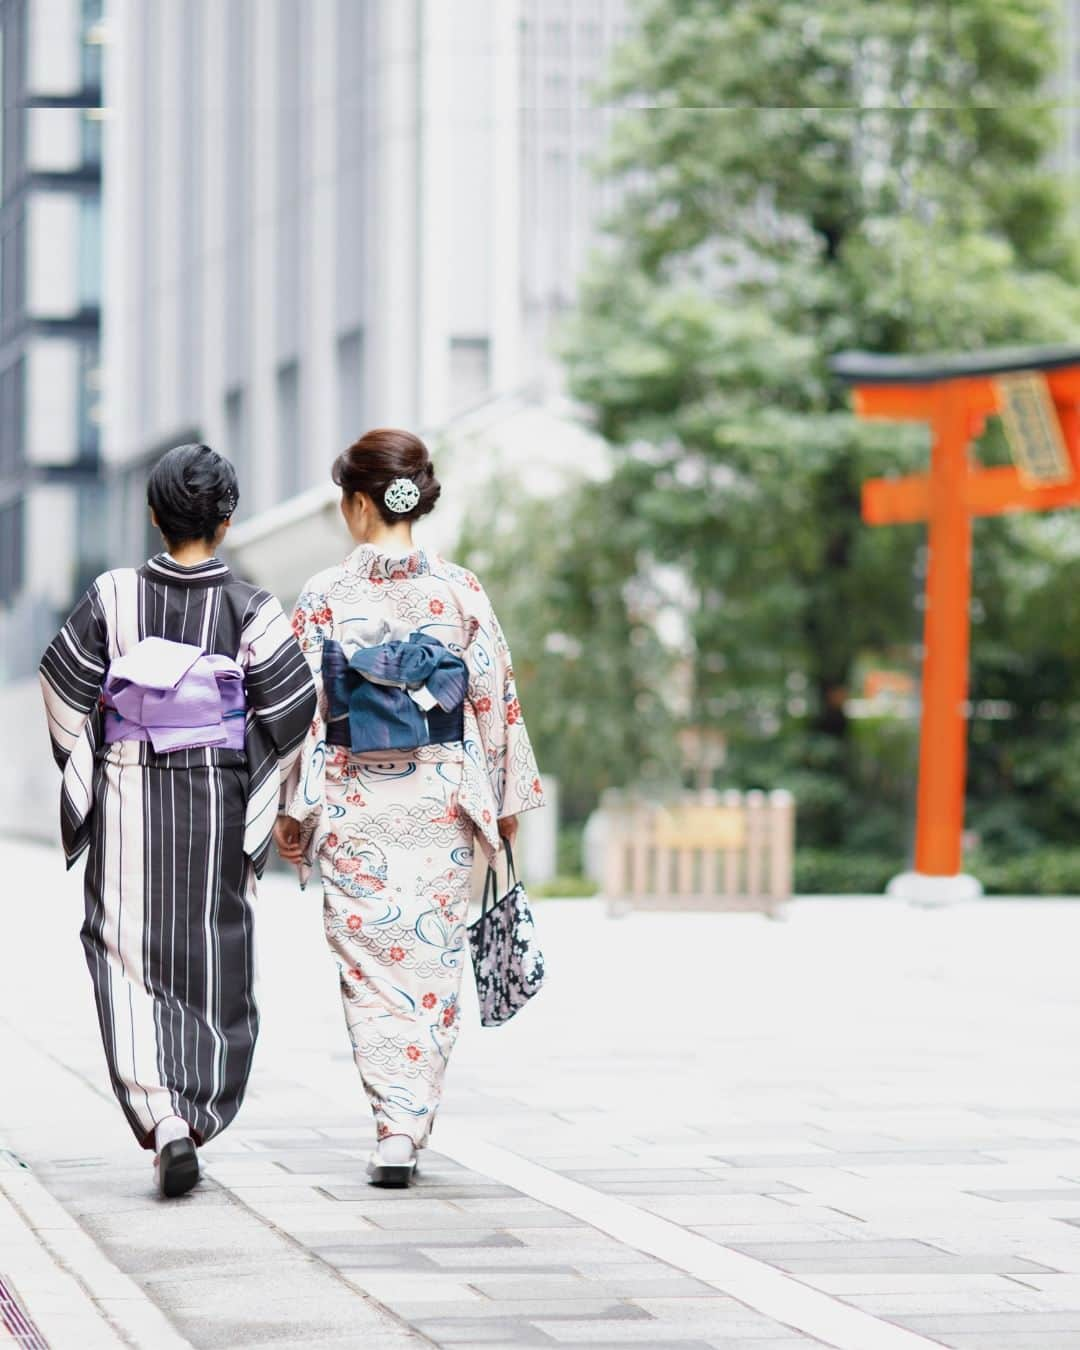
40 445 317 1197
275 428 544 1186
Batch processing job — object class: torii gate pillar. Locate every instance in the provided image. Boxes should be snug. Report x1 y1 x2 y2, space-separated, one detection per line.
831 346 1080 905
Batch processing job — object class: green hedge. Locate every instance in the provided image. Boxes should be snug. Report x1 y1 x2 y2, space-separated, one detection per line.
530 875 600 899
795 847 1080 896
794 850 899 895
970 849 1080 897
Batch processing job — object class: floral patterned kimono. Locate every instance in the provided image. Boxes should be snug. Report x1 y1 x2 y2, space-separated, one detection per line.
285 543 544 1147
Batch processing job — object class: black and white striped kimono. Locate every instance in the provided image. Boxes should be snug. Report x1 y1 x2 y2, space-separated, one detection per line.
39 553 317 1148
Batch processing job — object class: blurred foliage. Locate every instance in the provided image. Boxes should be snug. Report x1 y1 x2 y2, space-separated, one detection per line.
796 846 1080 896
794 849 900 896
462 0 1080 881
458 476 678 826
531 876 602 900
971 848 1080 896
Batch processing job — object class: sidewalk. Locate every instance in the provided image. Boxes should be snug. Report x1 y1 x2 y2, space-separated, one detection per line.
0 1133 190 1350
5 836 1080 1348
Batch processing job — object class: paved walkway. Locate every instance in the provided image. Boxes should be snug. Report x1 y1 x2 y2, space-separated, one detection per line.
4 838 1080 1348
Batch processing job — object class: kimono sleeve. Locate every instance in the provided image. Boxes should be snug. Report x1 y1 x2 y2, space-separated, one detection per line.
464 584 545 820
280 588 335 827
39 579 110 771
242 590 318 775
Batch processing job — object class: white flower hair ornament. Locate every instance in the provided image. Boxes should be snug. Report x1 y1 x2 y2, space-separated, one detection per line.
384 477 421 514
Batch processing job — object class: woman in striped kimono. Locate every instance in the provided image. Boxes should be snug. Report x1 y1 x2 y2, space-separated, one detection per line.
275 429 544 1187
39 444 316 1197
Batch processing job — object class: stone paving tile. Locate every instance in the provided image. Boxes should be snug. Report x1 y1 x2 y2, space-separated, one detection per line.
437 1343 716 1350
802 1272 1043 1294
423 1248 651 1269
177 1317 414 1350
759 1254 1057 1275
463 1276 630 1300
690 1224 863 1245
972 1188 1080 1203
392 1300 644 1320
294 1228 528 1248
841 1289 1066 1315
562 1170 717 1184
898 1310 1080 1333
531 1316 808 1343
411 1319 556 1344
703 1342 824 1350
338 1273 487 1303
938 1338 1080 1350
441 1198 568 1216
630 1197 803 1225
715 1151 1000 1168
580 1179 803 1198
630 1297 812 1328
728 1239 950 1260
317 1251 445 1273
367 1210 586 1231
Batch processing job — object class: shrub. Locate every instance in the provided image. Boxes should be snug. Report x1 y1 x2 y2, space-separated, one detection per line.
794 849 900 895
530 875 600 899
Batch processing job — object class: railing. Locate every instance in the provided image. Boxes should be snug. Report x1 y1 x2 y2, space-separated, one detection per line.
601 789 795 917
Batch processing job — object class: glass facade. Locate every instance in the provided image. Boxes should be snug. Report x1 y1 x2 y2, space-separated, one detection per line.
0 0 103 680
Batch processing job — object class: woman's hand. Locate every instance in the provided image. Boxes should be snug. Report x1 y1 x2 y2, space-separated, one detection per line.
497 815 518 846
274 815 303 865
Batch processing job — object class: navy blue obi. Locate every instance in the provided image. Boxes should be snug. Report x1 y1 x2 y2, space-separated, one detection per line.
322 634 468 753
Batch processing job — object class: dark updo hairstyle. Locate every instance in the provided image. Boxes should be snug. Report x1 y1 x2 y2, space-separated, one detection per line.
147 443 239 547
332 428 441 524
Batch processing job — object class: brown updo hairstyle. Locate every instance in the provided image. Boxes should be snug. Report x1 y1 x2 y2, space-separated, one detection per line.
332 428 441 525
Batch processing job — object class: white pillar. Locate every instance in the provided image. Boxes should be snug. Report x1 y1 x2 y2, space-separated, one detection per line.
101 0 139 465
367 1 421 427
416 0 451 427
198 0 229 456
248 0 280 513
490 0 522 396
304 0 340 484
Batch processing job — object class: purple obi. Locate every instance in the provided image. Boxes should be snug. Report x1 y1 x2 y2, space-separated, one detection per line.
103 637 246 753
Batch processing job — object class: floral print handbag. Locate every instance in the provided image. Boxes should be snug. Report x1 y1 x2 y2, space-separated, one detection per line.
467 840 546 1026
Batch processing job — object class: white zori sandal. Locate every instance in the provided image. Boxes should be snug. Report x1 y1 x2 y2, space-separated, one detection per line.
368 1133 418 1188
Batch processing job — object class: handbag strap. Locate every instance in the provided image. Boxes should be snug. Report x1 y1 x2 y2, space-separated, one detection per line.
481 836 517 918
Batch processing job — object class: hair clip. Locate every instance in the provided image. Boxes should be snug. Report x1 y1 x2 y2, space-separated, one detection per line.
384 478 421 514
217 490 238 517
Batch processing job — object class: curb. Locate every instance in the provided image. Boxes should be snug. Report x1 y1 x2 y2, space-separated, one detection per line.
0 1153 192 1350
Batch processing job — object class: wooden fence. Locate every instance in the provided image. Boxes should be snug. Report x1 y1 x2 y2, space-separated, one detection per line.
601 789 795 917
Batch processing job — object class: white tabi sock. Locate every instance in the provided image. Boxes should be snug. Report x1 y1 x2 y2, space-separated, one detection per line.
154 1115 191 1153
376 1134 416 1165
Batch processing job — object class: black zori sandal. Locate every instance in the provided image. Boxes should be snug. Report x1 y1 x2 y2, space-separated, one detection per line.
367 1156 417 1189
157 1138 201 1199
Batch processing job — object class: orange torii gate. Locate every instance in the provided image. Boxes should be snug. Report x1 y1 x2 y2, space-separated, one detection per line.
831 346 1080 902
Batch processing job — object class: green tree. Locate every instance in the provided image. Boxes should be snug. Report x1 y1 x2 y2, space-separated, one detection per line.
558 0 1080 856
457 475 677 832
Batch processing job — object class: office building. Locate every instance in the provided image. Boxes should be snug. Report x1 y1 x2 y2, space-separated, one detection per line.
0 0 104 678
103 0 632 564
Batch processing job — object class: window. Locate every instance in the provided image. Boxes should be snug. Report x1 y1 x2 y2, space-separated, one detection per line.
81 0 104 90
77 339 100 459
0 356 24 477
336 329 364 445
78 196 101 309
224 387 248 504
0 498 24 605
276 360 301 498
449 337 491 410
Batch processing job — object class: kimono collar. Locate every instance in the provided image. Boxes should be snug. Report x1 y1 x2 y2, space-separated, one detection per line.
345 543 432 581
142 553 233 587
